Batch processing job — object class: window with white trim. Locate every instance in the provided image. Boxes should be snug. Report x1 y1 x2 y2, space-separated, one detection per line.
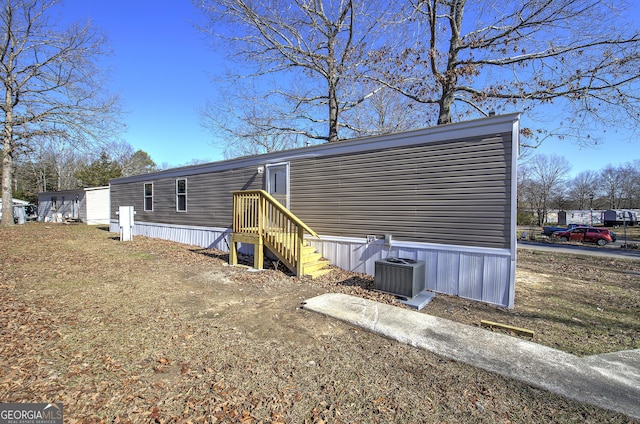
144 182 153 211
176 179 187 212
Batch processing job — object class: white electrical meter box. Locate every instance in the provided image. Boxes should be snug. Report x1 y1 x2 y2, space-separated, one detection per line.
118 206 135 241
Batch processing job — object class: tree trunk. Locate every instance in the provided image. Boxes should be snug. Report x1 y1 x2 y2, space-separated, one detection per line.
328 80 339 142
436 0 463 126
1 122 15 227
327 31 339 143
1 24 16 227
437 81 455 125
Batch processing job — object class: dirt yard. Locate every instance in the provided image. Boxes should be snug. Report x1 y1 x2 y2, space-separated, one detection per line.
1 224 638 423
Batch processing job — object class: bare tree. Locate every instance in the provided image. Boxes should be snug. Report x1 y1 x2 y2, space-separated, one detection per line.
105 140 135 170
0 0 121 226
342 85 424 137
569 170 600 209
617 161 639 208
518 177 547 225
14 137 76 202
520 154 572 224
375 0 640 147
627 160 640 208
195 0 405 151
200 82 308 158
48 138 83 190
599 164 625 209
19 135 129 195
516 160 540 225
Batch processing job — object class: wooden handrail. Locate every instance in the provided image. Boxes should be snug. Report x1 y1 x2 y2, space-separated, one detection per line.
231 190 318 237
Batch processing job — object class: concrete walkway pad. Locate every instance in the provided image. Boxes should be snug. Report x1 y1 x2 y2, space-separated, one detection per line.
302 293 640 419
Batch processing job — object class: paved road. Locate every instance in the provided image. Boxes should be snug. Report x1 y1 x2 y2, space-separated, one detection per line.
517 240 640 260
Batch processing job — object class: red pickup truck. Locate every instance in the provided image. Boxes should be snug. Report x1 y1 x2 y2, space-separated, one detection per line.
551 227 614 246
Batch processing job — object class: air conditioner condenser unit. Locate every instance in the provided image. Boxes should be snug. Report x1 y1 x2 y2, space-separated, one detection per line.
374 257 426 299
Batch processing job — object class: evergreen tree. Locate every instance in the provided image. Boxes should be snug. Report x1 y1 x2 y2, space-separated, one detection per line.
75 152 122 187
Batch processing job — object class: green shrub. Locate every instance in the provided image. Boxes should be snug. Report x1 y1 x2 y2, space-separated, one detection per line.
517 210 536 226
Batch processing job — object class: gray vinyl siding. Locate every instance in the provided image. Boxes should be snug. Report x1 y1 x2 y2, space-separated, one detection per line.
289 136 511 249
38 189 87 222
110 166 262 228
111 135 510 249
110 115 516 250
109 114 518 307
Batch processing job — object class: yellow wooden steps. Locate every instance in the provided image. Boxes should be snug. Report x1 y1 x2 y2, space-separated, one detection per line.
302 258 331 278
280 242 330 278
230 190 331 278
260 230 330 278
304 267 332 278
298 242 329 278
301 247 322 262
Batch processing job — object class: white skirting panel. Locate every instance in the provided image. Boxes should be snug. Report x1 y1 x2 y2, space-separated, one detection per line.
110 221 234 252
307 236 514 308
109 221 515 308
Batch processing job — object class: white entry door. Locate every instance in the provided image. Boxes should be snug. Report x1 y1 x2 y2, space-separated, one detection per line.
265 163 289 209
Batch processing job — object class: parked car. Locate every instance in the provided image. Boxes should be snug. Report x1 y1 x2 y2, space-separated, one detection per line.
551 227 614 246
541 223 585 236
543 224 617 242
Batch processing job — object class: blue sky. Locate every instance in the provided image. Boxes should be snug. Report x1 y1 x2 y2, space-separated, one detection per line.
61 0 224 168
60 0 639 175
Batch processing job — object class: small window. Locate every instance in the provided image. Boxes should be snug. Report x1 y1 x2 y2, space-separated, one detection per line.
176 179 187 212
144 183 153 211
51 197 57 210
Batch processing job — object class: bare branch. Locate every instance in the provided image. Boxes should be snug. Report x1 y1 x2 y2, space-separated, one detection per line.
374 0 640 145
1 0 122 226
195 0 408 154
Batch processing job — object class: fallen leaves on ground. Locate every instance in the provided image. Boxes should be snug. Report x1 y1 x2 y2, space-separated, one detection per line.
0 224 637 423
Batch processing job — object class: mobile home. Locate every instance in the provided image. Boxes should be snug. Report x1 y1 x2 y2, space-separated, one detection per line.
602 209 638 227
109 113 520 307
38 186 110 224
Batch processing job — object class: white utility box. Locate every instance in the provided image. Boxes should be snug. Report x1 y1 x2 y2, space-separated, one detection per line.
118 206 135 241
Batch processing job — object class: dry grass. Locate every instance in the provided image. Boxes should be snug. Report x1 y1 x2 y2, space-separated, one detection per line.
1 223 638 423
425 250 640 356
